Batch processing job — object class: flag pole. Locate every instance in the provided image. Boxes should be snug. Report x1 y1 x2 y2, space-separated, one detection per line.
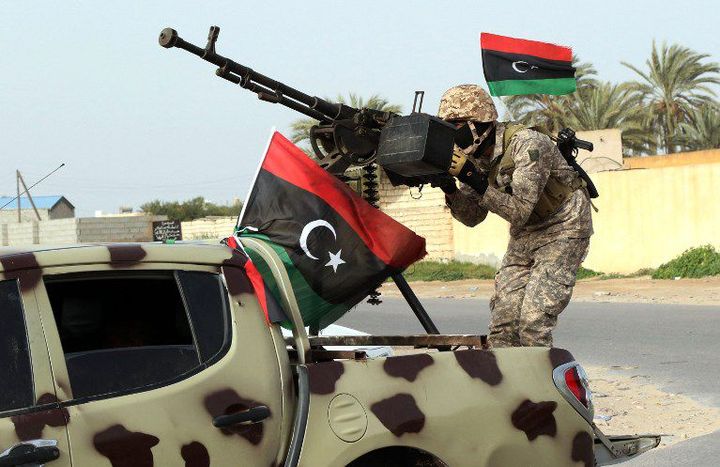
236 127 277 230
392 273 440 334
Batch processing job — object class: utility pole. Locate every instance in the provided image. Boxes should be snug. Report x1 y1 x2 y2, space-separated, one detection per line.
16 170 21 222
17 172 41 221
0 164 66 218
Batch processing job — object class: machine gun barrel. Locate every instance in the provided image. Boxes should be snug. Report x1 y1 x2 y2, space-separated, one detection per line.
159 27 356 122
159 26 455 185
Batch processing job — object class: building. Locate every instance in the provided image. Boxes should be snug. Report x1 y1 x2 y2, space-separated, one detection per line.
0 196 75 223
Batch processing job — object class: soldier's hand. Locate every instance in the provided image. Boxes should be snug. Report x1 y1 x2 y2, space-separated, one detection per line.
448 149 489 196
430 175 458 194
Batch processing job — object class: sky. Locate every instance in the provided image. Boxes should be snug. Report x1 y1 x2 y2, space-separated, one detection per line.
1 1 718 216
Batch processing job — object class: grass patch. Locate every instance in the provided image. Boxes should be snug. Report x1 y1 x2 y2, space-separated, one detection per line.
403 261 496 282
652 245 720 279
401 262 666 283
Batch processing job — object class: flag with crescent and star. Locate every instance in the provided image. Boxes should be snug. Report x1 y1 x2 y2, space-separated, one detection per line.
236 131 427 330
481 33 576 96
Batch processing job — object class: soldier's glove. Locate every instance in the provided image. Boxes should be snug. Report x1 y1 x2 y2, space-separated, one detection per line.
449 150 489 196
430 175 458 194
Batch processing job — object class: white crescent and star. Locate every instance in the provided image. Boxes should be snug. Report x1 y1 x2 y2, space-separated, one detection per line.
299 219 346 273
511 60 539 74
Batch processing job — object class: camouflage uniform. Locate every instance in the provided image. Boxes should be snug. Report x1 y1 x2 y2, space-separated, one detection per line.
441 86 593 348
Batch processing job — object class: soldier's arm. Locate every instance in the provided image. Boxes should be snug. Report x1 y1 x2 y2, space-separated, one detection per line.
445 184 489 227
480 130 553 226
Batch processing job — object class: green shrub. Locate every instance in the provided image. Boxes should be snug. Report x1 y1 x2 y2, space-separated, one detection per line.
576 266 602 280
652 245 720 279
403 261 496 282
630 268 656 277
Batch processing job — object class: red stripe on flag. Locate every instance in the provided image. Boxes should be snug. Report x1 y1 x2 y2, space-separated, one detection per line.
481 33 572 62
244 259 271 324
260 132 426 269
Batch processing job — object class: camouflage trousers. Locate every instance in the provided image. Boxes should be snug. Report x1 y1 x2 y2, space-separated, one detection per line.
488 236 590 348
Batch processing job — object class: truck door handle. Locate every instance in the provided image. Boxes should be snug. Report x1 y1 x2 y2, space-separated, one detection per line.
0 439 60 466
213 405 271 428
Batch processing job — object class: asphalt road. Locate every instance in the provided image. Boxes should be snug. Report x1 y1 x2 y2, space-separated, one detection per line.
337 298 720 466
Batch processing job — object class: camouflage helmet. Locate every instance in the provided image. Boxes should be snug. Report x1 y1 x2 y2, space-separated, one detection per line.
438 84 498 122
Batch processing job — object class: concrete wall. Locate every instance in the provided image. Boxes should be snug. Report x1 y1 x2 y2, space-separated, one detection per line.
378 172 454 260
181 217 236 240
77 216 163 243
583 161 720 273
451 160 720 273
0 215 165 246
6 221 39 246
0 209 51 223
39 218 78 244
625 148 720 169
575 129 624 173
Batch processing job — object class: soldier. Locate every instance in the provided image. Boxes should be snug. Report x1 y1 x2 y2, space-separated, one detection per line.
435 84 593 347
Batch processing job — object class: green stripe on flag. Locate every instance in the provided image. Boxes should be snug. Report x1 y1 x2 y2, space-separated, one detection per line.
488 78 576 97
240 233 349 330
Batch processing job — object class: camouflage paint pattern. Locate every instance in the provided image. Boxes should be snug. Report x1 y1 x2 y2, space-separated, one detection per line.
446 126 594 348
437 84 498 122
0 243 594 466
300 347 592 466
0 243 294 467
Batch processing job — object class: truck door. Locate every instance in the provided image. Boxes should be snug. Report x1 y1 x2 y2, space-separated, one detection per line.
0 276 71 467
35 264 288 466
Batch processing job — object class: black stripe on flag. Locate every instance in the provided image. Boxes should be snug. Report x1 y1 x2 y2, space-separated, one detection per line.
241 169 393 305
482 50 575 82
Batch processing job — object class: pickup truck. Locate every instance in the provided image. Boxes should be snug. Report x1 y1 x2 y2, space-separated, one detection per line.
0 241 659 466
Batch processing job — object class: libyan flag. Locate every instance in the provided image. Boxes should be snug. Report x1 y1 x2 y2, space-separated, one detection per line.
481 32 576 96
237 132 426 329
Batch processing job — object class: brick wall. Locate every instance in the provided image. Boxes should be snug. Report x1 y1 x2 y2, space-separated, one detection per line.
378 172 454 260
77 215 163 243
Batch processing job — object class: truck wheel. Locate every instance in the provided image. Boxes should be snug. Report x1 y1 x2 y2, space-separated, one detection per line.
346 447 447 467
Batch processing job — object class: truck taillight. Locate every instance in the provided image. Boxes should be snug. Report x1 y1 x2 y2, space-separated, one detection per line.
564 366 589 408
553 362 594 423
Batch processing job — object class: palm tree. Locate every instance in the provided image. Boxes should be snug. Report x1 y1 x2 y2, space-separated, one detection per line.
622 42 720 154
502 58 598 134
289 93 402 150
562 82 654 154
676 104 720 151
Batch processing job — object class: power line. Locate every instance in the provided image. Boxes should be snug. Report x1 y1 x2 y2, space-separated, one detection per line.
0 163 65 210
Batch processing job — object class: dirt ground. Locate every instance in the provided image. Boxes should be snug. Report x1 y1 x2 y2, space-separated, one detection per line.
381 276 720 306
586 365 720 447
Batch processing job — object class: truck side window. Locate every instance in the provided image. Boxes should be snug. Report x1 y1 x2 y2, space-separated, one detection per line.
0 279 34 413
44 271 230 401
176 271 231 364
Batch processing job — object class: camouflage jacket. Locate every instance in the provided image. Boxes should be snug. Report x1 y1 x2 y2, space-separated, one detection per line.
446 124 594 240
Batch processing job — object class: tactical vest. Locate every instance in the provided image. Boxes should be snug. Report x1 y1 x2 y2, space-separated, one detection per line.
488 124 585 224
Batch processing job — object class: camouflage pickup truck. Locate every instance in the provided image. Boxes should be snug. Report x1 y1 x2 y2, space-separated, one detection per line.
0 241 659 466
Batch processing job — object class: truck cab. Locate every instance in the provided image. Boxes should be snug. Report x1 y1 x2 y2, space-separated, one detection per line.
0 242 659 466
